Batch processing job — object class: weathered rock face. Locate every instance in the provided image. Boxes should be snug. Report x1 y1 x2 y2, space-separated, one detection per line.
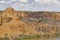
2 7 14 23
3 7 14 17
4 7 14 13
0 7 60 37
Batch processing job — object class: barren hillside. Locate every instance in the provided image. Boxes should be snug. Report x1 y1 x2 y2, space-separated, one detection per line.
0 7 60 37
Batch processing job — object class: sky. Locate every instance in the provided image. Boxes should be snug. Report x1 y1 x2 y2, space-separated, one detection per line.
0 0 60 12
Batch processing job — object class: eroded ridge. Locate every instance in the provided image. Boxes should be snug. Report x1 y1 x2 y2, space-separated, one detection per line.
0 7 60 37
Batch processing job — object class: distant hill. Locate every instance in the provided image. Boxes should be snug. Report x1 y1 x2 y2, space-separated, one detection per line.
0 7 60 37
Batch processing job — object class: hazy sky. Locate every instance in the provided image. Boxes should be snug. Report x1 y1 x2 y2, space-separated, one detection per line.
0 0 60 12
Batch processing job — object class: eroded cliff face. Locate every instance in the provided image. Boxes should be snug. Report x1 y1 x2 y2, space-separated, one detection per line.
0 7 60 37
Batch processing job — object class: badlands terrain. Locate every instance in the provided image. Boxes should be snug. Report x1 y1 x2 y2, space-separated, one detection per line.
0 7 60 38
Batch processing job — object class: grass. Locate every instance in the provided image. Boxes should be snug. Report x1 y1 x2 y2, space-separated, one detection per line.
14 33 60 40
14 35 41 40
0 33 60 40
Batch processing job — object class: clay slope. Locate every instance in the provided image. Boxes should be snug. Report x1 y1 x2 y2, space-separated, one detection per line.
0 7 60 37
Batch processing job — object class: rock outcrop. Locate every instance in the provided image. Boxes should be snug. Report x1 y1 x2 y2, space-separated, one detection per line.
0 7 60 37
